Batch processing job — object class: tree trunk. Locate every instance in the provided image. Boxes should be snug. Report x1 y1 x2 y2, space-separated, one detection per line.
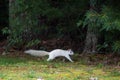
83 26 98 54
82 0 98 54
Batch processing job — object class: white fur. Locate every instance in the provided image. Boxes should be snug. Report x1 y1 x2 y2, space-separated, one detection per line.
24 49 49 57
47 49 74 62
24 49 74 62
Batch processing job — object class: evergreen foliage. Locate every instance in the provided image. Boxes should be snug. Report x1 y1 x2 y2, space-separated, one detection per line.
77 0 120 53
1 0 120 53
6 0 88 50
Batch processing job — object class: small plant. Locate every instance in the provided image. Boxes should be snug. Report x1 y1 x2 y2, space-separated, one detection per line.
2 27 11 35
112 41 120 53
110 70 120 77
0 73 6 79
96 63 104 68
26 39 40 48
26 70 37 78
97 42 108 51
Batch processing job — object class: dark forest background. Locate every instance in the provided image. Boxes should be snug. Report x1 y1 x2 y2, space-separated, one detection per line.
0 0 120 54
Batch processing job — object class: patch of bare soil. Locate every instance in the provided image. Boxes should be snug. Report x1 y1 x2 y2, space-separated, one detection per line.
78 53 120 69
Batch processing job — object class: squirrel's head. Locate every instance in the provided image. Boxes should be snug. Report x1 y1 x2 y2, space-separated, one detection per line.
67 49 74 55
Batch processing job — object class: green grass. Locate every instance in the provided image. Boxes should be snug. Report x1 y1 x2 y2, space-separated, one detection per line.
0 55 120 80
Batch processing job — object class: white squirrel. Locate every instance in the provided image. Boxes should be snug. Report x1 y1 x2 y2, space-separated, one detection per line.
24 49 74 62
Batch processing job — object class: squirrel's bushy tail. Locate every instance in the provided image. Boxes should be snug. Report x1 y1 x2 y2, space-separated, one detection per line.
24 49 49 57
